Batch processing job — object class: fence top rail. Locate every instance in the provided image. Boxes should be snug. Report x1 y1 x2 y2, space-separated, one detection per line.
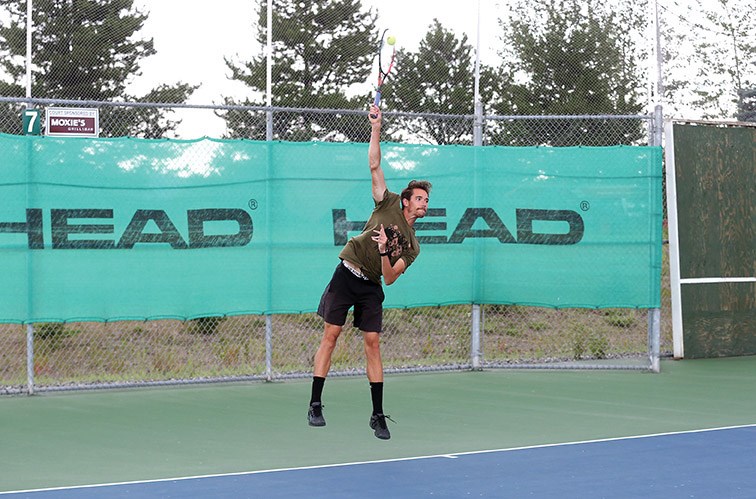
1 96 653 122
669 118 756 128
487 113 653 121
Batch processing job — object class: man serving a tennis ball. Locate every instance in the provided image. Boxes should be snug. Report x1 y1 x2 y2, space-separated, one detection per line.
307 104 432 440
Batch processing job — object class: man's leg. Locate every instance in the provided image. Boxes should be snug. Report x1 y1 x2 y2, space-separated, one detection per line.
308 322 342 427
363 331 383 384
364 331 391 439
314 322 342 378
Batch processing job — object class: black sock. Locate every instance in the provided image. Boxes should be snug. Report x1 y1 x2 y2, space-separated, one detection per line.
370 382 384 415
310 376 325 406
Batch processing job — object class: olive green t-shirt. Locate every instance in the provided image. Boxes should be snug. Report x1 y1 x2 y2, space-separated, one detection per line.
338 190 420 284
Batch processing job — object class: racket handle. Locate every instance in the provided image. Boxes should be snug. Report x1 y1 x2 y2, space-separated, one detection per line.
370 89 382 118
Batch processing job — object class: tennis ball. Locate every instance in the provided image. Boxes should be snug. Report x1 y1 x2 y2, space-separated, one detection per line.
386 35 396 46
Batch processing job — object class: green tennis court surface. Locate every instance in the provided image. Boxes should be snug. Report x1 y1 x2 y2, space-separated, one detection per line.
2 356 754 493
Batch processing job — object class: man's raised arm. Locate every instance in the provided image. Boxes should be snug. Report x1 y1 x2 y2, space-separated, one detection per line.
368 104 388 203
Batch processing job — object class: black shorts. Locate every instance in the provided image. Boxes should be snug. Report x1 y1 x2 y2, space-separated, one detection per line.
317 262 385 333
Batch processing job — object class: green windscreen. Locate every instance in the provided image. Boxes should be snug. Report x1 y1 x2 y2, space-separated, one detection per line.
0 134 663 322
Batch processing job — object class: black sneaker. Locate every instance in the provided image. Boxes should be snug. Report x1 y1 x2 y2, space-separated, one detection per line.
308 402 326 427
369 413 394 440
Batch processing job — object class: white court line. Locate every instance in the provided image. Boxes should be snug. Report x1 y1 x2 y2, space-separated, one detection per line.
2 423 755 496
681 277 756 284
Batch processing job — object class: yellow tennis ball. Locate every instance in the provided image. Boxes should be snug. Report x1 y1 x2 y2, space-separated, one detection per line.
386 35 396 46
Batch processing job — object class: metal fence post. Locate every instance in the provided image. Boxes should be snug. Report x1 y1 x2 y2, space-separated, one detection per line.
473 99 483 148
648 103 663 372
471 95 484 369
26 324 35 395
654 105 663 146
264 108 273 381
264 0 274 376
471 304 482 370
265 315 273 381
265 0 274 373
648 308 661 373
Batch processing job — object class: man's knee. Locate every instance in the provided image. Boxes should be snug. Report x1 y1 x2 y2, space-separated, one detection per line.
363 332 381 353
322 323 342 346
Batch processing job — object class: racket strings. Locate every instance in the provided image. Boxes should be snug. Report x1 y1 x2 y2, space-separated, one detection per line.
377 49 396 86
372 29 395 108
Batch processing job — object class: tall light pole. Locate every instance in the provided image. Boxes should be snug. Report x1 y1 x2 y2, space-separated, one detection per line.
266 0 273 141
473 0 482 147
25 0 33 105
653 0 664 109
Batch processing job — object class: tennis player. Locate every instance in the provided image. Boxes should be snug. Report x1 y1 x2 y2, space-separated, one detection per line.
308 104 432 440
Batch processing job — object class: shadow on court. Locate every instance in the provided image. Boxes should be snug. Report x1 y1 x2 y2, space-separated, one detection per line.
1 356 755 495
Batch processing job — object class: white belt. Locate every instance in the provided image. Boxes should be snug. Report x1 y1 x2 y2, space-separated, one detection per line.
342 260 369 280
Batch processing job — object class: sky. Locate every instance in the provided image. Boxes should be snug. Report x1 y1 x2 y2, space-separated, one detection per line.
130 0 504 138
4 0 746 134
127 0 741 136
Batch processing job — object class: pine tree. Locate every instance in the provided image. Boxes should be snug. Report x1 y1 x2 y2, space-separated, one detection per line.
661 0 756 119
0 0 196 137
738 86 756 122
483 0 647 145
221 0 378 141
386 20 475 145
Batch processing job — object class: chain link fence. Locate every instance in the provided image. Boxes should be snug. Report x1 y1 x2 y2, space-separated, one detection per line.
0 0 674 394
0 97 654 147
1 305 670 395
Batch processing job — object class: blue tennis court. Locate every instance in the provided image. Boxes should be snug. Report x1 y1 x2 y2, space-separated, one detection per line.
5 426 755 498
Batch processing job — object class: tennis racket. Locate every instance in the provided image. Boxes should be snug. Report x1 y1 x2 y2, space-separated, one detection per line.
371 29 396 116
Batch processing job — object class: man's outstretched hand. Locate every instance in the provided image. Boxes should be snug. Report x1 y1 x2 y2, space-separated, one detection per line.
369 104 382 124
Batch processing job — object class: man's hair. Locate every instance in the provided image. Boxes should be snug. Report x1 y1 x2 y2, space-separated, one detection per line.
401 180 432 204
